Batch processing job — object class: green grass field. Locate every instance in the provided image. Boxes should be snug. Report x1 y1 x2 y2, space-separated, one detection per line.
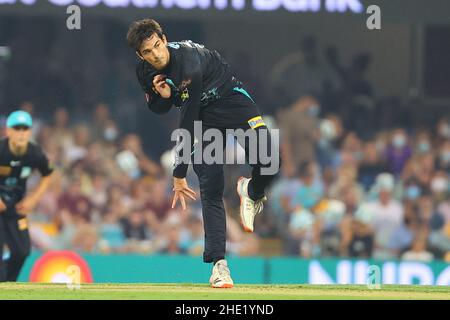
0 283 449 300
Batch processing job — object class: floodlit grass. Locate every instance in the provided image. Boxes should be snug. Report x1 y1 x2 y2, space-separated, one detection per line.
0 283 449 300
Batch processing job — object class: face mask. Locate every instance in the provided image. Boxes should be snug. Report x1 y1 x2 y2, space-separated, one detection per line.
104 127 118 141
392 135 406 148
309 105 320 118
417 141 430 154
431 178 448 194
405 185 421 200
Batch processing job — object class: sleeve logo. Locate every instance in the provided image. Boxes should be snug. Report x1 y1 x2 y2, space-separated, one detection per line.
247 116 266 129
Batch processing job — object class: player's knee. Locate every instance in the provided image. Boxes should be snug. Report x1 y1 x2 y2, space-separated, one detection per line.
201 180 224 202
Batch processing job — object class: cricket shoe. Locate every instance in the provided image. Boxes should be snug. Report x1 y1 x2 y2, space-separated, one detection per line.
237 176 267 233
210 259 234 288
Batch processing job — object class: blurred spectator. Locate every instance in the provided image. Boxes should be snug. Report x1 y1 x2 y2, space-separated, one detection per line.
64 124 91 164
51 107 73 148
226 210 260 257
341 203 375 258
91 102 113 141
98 212 126 253
316 114 344 169
158 214 188 255
402 231 434 262
145 178 172 222
385 128 412 177
287 207 318 257
368 173 409 260
435 117 450 146
436 140 450 173
277 96 320 176
315 199 346 257
413 130 433 156
358 141 388 190
179 215 204 256
289 161 324 211
71 221 99 253
121 210 150 241
57 178 93 223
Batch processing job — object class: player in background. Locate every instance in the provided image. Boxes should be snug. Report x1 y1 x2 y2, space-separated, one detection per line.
0 110 54 282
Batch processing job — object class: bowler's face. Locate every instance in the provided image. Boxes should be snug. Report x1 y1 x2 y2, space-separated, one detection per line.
138 33 170 70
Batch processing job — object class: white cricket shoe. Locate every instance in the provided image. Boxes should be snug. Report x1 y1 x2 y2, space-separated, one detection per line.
236 176 267 233
210 259 234 288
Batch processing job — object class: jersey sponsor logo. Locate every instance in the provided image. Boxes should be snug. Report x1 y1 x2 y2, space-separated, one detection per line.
247 116 266 129
0 166 12 176
20 167 32 179
180 89 190 102
179 79 192 103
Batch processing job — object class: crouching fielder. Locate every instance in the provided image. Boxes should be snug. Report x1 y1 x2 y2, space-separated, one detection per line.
0 110 54 282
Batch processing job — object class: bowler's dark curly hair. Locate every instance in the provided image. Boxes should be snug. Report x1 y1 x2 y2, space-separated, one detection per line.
126 19 164 53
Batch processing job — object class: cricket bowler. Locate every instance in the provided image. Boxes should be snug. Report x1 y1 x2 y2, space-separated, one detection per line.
127 19 281 288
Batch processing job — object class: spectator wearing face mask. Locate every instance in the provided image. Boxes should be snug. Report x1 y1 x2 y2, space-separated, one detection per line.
385 128 412 178
316 114 344 169
402 177 423 205
366 173 407 259
413 131 433 156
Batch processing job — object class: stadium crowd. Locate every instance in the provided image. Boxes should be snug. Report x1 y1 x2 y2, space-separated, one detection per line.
1 96 448 262
1 20 449 262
